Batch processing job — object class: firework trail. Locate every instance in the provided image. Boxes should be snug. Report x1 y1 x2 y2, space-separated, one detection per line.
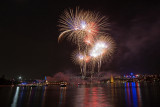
71 50 90 78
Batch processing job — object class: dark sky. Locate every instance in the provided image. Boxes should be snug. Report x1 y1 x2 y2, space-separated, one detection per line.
0 0 160 79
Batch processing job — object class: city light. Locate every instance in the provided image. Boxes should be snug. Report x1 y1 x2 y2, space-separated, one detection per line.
18 76 22 80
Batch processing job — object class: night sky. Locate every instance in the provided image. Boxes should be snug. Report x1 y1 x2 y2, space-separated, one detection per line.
0 0 160 79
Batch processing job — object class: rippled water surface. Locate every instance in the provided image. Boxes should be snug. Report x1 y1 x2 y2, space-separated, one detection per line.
0 82 160 107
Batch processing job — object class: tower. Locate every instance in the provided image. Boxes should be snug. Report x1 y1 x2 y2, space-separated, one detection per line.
111 74 114 83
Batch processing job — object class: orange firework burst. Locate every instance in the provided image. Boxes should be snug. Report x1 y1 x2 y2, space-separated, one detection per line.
71 50 91 65
58 7 108 46
89 35 115 62
89 35 116 72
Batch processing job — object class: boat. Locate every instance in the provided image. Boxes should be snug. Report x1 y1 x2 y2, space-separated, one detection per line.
60 82 67 87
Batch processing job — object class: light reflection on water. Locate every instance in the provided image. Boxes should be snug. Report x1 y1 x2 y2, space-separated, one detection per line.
124 82 142 107
11 87 19 107
74 87 111 107
59 87 66 106
0 82 160 107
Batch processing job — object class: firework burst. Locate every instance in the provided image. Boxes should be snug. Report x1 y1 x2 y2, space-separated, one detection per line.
89 35 115 72
58 7 108 45
58 7 115 79
71 50 91 77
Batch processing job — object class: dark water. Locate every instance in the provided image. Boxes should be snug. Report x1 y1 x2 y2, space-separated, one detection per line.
0 82 160 107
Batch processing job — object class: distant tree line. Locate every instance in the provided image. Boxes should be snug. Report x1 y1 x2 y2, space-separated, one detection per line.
0 75 19 85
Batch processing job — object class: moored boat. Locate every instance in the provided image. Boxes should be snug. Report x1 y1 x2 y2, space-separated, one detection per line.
60 82 67 87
